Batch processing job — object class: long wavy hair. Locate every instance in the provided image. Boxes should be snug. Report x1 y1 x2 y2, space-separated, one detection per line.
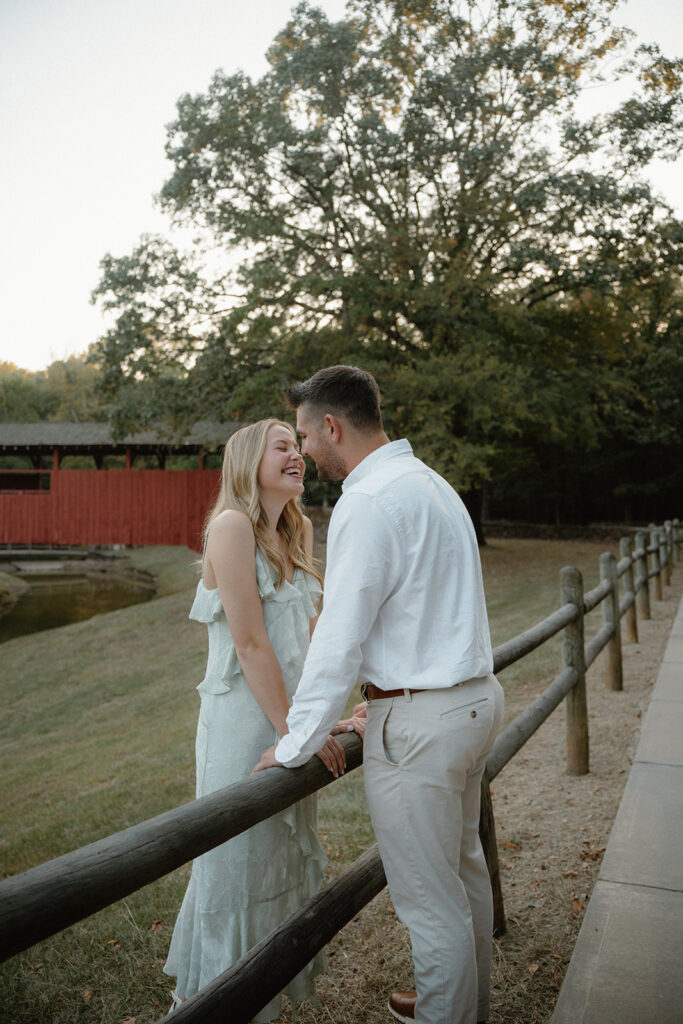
205 419 322 590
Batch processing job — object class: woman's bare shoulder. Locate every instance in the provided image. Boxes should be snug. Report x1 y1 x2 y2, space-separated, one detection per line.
208 510 255 545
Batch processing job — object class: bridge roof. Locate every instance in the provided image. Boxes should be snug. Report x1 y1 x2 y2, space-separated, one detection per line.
0 421 239 456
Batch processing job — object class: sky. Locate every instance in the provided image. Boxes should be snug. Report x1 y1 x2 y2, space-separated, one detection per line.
1 0 682 373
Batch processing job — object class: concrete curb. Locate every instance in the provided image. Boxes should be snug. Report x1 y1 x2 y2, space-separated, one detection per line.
551 597 683 1023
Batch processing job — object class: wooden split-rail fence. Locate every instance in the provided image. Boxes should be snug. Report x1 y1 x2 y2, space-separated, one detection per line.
0 518 680 1023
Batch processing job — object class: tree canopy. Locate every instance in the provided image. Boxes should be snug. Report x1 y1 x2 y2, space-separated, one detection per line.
0 357 109 424
90 0 683 525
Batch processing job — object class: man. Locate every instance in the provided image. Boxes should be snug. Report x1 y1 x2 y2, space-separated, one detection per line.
255 365 504 1024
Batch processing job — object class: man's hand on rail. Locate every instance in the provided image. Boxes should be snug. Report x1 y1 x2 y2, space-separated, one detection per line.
252 735 347 777
314 734 347 776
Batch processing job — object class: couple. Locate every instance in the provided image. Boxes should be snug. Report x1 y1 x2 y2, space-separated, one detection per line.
164 365 504 1024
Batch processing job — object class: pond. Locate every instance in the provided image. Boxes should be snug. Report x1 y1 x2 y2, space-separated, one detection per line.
0 570 155 644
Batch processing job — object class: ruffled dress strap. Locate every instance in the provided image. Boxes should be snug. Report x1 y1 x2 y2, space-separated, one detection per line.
189 579 224 623
188 530 223 623
298 570 322 620
255 547 322 617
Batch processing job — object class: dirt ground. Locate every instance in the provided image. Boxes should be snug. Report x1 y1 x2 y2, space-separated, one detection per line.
278 567 682 1024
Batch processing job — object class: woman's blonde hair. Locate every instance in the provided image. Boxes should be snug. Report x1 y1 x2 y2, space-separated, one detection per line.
205 419 322 589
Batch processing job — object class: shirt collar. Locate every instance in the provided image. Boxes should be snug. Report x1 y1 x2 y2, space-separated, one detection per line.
342 438 413 491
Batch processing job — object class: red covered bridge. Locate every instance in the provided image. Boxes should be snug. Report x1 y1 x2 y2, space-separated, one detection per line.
0 422 236 551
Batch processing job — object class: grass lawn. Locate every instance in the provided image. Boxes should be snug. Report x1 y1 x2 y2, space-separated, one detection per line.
0 536 619 1023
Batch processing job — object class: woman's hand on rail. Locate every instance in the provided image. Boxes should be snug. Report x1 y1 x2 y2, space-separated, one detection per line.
252 744 281 773
331 701 367 740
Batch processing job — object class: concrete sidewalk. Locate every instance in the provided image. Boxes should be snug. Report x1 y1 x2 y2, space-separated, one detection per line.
551 597 683 1024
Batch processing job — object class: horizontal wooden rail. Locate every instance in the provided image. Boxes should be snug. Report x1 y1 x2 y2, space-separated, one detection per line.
486 666 578 781
585 622 615 669
616 555 631 577
583 577 611 613
0 733 363 963
160 845 387 1023
492 603 577 673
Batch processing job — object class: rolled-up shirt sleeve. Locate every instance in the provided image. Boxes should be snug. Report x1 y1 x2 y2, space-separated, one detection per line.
274 492 402 767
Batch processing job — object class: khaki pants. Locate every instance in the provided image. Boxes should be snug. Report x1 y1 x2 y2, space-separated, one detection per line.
364 674 504 1024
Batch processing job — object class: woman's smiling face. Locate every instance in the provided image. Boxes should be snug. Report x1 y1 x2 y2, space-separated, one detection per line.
257 423 305 498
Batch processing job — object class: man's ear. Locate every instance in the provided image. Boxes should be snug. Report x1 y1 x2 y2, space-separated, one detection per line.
323 413 342 443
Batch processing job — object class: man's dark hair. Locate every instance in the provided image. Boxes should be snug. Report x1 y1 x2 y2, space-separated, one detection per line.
287 365 383 431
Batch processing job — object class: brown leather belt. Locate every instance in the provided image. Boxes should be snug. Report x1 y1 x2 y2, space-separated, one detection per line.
362 683 426 701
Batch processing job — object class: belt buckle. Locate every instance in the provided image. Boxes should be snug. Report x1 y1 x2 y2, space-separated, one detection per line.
360 682 371 702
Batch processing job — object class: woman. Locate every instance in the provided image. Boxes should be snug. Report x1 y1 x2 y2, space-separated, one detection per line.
164 419 357 1019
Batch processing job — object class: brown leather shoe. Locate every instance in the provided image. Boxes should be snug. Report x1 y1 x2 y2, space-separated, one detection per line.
388 988 488 1023
388 990 416 1023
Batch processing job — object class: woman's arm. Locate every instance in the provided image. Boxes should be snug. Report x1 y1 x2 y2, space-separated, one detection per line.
205 511 290 737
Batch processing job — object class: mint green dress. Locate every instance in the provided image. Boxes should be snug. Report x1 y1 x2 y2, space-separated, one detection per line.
164 548 326 1020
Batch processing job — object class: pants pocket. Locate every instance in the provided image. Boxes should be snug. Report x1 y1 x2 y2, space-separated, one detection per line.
382 705 407 766
439 696 490 720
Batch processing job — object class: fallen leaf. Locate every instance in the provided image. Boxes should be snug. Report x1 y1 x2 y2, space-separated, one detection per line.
121 1018 137 1024
571 898 586 913
82 989 93 1003
562 870 578 878
528 963 540 975
580 846 606 862
500 841 518 850
150 920 166 933
105 939 123 951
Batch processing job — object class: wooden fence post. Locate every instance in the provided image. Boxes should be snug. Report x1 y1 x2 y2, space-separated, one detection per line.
561 566 589 774
479 771 506 937
664 521 674 569
635 530 651 621
601 552 623 691
659 528 670 588
619 537 638 644
650 525 663 601
673 518 681 562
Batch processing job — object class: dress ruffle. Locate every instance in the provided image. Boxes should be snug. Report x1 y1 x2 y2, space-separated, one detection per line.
188 579 223 624
256 549 322 620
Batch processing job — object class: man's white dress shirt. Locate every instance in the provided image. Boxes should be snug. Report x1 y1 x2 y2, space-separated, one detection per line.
274 439 493 767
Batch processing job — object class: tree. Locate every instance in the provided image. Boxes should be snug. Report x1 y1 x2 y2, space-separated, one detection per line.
0 357 110 425
0 362 57 421
90 0 683 530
